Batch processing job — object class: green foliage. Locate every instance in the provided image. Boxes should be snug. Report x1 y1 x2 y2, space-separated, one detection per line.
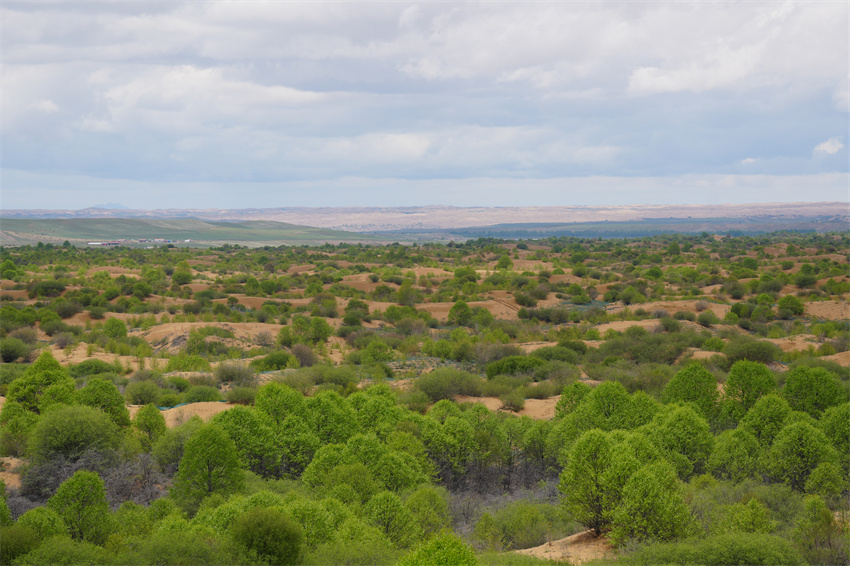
183 385 223 403
485 356 547 379
7 350 75 413
365 491 422 549
125 380 161 405
648 405 714 479
792 495 849 565
707 428 760 482
662 363 718 419
404 485 451 537
171 424 245 514
0 525 40 565
782 365 845 417
0 337 29 363
47 470 114 544
0 401 39 456
28 404 121 462
165 354 212 372
723 360 775 414
76 377 131 426
133 404 167 451
627 532 803 566
251 350 299 372
724 337 781 364
396 532 478 566
770 421 838 491
739 394 792 445
414 368 483 401
610 460 695 546
559 429 613 535
232 507 304 565
102 317 127 339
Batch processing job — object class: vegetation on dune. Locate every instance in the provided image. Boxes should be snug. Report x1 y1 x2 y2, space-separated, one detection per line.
0 230 848 565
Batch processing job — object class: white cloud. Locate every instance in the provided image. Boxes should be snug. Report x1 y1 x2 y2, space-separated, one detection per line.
741 158 757 165
30 99 59 113
814 138 844 155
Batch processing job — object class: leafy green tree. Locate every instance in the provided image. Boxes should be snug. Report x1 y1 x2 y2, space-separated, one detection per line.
404 485 451 537
707 428 760 482
28 404 121 462
7 350 75 413
397 532 478 566
777 294 804 316
724 361 776 413
306 390 360 445
255 382 307 426
783 366 845 417
102 317 127 340
554 382 591 418
76 377 131 427
559 429 613 535
769 421 838 491
362 340 395 364
0 525 39 565
609 460 694 546
792 495 849 566
132 404 167 452
365 491 422 549
739 394 791 446
211 406 281 478
448 300 473 326
171 424 244 514
15 506 69 540
232 507 304 565
820 403 849 474
648 405 714 479
47 470 114 544
0 401 39 456
662 363 718 419
716 499 776 535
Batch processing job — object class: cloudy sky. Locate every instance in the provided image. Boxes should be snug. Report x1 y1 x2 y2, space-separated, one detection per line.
2 1 847 210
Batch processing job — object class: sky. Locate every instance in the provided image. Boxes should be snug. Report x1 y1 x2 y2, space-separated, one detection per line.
1 1 848 210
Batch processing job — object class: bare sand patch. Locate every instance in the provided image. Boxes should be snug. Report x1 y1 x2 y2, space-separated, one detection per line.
0 456 23 491
607 300 730 319
128 401 235 428
805 300 850 321
517 342 558 353
514 529 613 565
765 335 818 353
595 319 660 334
454 395 559 420
821 350 850 367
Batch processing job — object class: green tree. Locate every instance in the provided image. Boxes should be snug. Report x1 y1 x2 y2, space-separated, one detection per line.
770 421 838 491
365 491 421 549
171 424 244 514
783 366 845 417
16 506 70 540
76 378 131 427
47 470 114 544
820 403 849 474
7 350 75 413
448 300 473 326
132 404 167 452
609 460 694 546
559 429 613 535
662 363 718 419
739 394 791 446
648 405 714 479
724 361 776 413
28 404 121 462
232 507 304 565
707 428 760 482
102 317 127 340
495 255 513 270
397 532 478 566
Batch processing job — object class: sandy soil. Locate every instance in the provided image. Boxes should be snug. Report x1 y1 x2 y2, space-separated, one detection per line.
805 300 850 321
607 299 730 319
517 341 559 353
821 350 850 367
48 344 145 372
514 529 613 564
127 401 234 428
454 395 559 420
0 289 28 299
765 335 818 352
0 456 23 491
595 319 661 334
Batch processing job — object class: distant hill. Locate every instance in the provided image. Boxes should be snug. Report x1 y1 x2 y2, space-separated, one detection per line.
0 218 391 248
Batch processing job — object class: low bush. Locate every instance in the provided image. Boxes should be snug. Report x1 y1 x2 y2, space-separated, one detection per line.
214 362 256 387
183 386 222 404
414 368 483 401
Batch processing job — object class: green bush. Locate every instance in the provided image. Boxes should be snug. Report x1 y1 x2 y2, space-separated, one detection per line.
226 386 257 405
214 362 256 386
125 380 161 405
251 351 298 372
725 337 781 364
414 368 483 401
165 354 212 372
627 532 802 566
29 404 121 462
0 338 29 364
232 507 304 565
183 385 223 403
485 356 547 379
0 525 39 565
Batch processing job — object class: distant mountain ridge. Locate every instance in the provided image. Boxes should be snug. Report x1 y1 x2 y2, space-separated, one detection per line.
2 202 846 232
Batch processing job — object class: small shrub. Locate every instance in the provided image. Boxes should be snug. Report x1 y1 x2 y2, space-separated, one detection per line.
226 386 256 405
251 351 298 372
183 386 223 404
125 381 162 405
674 311 696 321
500 391 525 412
697 311 717 327
214 362 256 387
